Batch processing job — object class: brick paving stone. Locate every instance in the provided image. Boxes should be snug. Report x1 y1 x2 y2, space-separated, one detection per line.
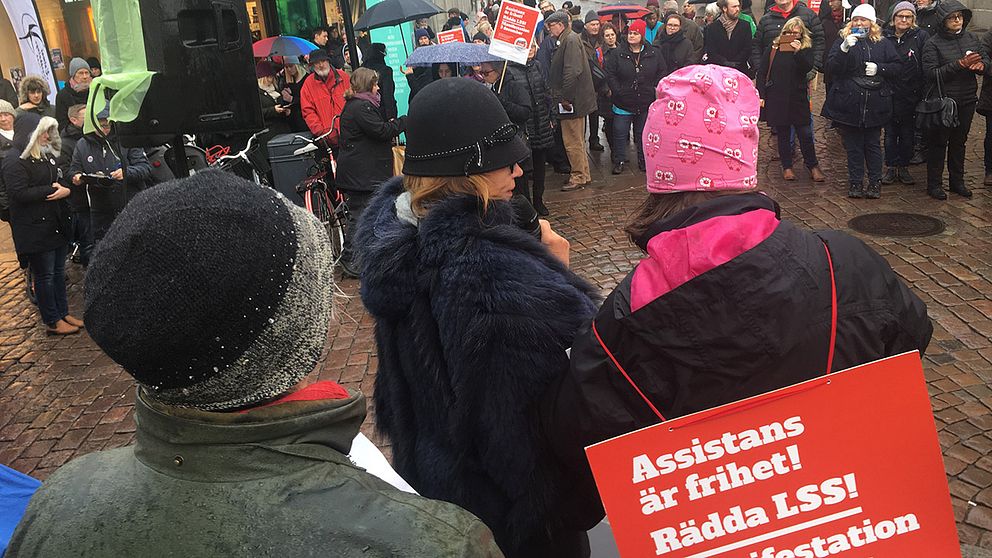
0 86 991 546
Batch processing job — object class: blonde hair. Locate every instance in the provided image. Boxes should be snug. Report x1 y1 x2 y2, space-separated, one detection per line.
840 19 883 42
23 117 60 160
403 174 496 216
776 17 813 50
345 67 379 99
476 21 493 36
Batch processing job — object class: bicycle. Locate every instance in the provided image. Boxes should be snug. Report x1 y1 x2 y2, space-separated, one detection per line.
289 130 348 270
209 128 271 186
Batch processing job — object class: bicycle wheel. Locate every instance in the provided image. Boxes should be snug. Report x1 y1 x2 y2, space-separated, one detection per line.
310 188 345 266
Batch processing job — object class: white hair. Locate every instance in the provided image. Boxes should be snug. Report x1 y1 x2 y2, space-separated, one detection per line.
705 2 720 18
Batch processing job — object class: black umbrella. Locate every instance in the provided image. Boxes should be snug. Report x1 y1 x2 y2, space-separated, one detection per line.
354 0 443 57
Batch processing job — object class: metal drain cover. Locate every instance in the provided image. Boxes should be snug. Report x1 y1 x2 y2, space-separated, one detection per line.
847 212 945 237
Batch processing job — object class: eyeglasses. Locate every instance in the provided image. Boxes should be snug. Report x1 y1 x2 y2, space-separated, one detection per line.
947 12 964 20
479 69 499 76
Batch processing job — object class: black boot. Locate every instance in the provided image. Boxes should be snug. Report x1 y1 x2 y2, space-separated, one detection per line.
848 182 865 199
534 198 549 216
881 168 897 185
927 186 947 200
897 167 915 185
612 161 625 175
866 181 881 199
949 184 973 198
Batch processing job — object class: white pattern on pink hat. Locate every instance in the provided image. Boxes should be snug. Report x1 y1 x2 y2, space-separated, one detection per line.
644 65 760 193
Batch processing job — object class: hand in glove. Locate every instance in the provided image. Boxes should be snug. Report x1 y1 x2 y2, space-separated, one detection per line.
840 34 859 53
865 62 878 76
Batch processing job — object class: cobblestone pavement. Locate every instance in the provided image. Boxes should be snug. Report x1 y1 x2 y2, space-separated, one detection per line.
2 93 992 551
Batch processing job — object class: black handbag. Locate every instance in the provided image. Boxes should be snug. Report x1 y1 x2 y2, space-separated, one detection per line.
915 70 958 129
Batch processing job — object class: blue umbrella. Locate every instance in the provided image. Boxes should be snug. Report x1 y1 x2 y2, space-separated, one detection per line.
253 36 319 58
404 43 505 67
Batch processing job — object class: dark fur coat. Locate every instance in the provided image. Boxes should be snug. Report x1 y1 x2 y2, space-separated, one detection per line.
355 177 600 556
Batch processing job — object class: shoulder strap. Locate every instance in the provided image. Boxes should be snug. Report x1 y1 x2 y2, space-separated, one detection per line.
766 46 778 84
592 238 839 422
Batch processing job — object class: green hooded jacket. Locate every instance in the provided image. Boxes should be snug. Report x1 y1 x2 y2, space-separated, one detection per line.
7 388 504 558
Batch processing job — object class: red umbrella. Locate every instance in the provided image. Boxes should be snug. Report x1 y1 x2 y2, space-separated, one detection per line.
596 4 651 18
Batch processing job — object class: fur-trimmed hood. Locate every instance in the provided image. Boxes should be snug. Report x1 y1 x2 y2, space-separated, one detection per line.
13 113 60 159
17 75 51 106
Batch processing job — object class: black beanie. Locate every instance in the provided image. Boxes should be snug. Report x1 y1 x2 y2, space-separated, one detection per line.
84 170 334 410
402 78 530 177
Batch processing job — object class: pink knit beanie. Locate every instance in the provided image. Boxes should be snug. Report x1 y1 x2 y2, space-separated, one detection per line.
642 64 760 194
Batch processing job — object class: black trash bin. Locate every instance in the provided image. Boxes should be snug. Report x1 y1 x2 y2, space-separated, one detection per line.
268 132 314 207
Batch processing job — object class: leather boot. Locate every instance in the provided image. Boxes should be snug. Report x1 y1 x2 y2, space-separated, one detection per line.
927 186 947 200
848 182 865 199
63 315 84 328
881 168 897 185
949 184 973 198
810 166 826 182
866 181 881 199
534 198 549 217
783 168 797 181
612 161 625 175
897 167 915 185
47 320 80 336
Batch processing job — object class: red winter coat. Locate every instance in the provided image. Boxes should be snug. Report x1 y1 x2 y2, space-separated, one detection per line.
300 69 350 138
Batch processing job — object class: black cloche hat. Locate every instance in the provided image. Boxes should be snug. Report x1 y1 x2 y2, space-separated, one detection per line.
402 78 531 177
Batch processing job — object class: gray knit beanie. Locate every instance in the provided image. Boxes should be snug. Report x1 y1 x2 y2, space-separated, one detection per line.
0 99 14 117
584 9 598 23
68 57 90 79
84 170 334 410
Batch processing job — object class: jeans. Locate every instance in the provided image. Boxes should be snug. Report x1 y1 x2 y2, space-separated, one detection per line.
341 189 373 269
71 210 93 266
984 114 992 174
776 124 818 170
27 245 69 326
839 125 883 185
928 102 976 190
884 111 915 167
612 111 648 167
520 148 546 203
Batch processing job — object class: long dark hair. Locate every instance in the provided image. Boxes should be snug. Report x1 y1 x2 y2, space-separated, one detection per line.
625 191 743 246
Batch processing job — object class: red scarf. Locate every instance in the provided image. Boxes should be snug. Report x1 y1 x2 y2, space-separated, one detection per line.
770 2 795 18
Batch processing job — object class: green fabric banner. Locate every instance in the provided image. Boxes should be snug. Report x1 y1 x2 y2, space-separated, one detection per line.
84 0 155 133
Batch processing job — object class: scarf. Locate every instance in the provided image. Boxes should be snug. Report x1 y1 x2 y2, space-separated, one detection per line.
719 14 739 39
355 91 381 108
770 2 795 18
0 129 13 141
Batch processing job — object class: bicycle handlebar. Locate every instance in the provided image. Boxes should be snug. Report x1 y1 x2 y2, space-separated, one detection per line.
211 128 270 167
292 127 334 146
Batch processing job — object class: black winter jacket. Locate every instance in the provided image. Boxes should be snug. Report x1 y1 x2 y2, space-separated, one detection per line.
509 60 554 151
916 2 942 37
2 116 70 256
69 134 152 214
336 97 405 192
258 89 293 145
751 3 825 75
363 52 399 121
605 43 666 114
540 194 932 523
656 30 694 77
884 27 930 115
355 178 600 557
821 36 902 128
57 123 86 213
704 16 754 77
54 85 88 131
0 131 13 221
921 1 988 107
758 45 816 127
492 71 533 171
979 31 992 116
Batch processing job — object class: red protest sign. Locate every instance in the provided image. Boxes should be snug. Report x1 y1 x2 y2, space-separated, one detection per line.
437 29 464 44
585 352 959 558
489 1 541 64
809 0 822 11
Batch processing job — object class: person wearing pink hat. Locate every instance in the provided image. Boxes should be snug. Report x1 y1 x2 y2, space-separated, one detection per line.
540 65 932 516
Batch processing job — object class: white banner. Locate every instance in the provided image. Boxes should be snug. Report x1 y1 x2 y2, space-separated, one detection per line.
1 0 57 103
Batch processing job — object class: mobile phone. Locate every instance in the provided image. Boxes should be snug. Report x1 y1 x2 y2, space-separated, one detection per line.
851 27 867 37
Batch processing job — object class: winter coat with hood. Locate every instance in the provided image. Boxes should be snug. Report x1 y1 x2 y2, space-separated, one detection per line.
508 59 555 151
656 28 694 76
336 96 406 192
8 386 504 558
884 26 930 115
921 1 988 107
821 31 902 128
69 131 153 212
751 2 825 75
14 75 55 119
604 42 666 113
362 45 399 121
354 178 602 557
539 193 933 522
549 26 599 119
0 113 70 255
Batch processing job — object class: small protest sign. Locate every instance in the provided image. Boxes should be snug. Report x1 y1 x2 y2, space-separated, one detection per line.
585 352 959 558
488 1 541 65
437 29 465 44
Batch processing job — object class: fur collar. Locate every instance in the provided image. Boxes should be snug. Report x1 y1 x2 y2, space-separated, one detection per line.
20 116 60 160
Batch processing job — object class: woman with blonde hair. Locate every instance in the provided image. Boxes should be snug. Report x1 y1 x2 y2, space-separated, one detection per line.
821 4 901 199
354 77 601 557
336 67 406 277
758 17 825 182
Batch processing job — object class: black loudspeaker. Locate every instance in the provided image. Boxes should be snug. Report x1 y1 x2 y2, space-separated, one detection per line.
115 0 263 147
